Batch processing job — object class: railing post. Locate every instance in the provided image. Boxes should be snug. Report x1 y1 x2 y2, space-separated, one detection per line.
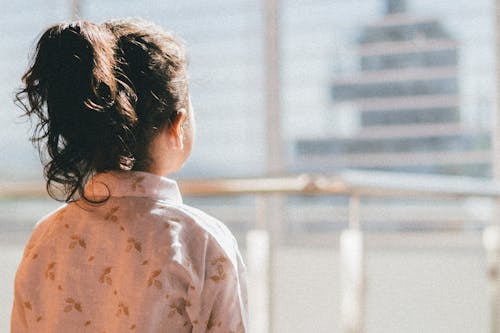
492 0 500 331
247 229 270 333
340 195 365 333
246 195 272 333
483 224 500 333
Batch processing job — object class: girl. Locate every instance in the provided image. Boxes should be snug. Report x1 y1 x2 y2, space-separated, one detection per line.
11 19 248 333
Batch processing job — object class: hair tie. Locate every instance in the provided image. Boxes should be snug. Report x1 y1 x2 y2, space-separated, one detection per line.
119 156 135 171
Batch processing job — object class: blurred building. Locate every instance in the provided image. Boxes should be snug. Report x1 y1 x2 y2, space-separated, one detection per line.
294 0 491 177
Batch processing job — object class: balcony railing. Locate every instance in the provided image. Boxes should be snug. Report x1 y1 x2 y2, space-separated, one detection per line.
2 169 500 333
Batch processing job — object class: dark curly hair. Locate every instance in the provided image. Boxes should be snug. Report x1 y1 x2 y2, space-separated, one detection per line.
15 18 189 202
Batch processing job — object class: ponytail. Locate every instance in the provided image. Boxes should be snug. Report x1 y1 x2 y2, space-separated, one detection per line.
16 21 137 202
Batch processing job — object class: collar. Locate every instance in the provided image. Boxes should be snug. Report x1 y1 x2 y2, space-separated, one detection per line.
83 170 183 203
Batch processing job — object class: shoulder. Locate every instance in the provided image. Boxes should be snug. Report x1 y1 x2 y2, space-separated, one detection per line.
28 204 68 245
16 204 68 274
34 204 68 228
179 204 236 241
159 202 240 267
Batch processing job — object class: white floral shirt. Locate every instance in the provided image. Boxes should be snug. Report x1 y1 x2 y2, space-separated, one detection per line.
11 171 248 333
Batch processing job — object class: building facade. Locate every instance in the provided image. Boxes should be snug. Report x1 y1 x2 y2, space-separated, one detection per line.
294 0 491 177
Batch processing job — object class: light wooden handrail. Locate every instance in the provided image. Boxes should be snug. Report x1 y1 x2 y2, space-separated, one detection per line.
2 170 500 199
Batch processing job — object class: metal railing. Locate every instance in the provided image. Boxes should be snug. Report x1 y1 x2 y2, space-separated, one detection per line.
184 170 500 333
2 169 500 332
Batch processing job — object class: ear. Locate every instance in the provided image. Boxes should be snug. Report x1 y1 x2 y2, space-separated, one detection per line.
168 108 187 149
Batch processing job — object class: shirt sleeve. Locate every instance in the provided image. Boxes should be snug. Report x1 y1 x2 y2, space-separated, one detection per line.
11 271 29 333
10 246 34 332
10 210 56 333
187 239 248 333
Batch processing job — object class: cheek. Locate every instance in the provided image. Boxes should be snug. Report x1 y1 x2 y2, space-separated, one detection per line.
187 113 195 141
182 119 195 153
191 119 196 141
186 126 195 151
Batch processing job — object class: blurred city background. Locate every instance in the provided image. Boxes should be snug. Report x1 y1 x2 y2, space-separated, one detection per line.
0 0 498 332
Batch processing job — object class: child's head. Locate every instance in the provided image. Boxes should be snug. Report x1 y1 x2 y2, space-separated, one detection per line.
16 18 192 201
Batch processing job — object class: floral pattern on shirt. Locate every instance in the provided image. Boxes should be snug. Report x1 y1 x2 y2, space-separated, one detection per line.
11 171 248 333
